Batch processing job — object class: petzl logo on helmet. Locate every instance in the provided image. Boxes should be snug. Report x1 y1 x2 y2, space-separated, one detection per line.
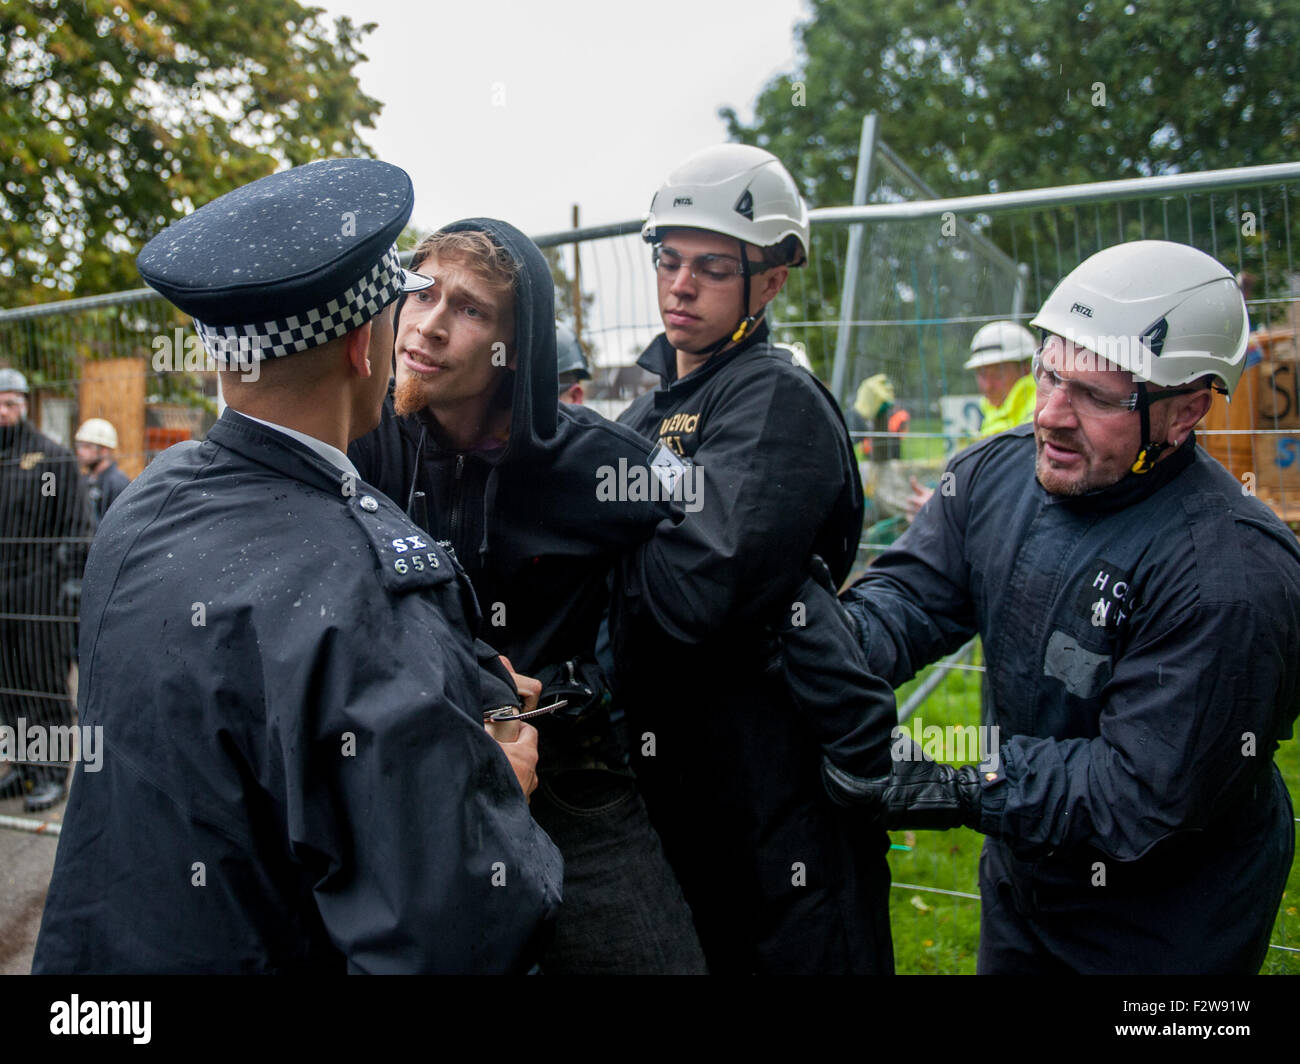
734 189 754 220
1070 302 1094 318
1142 317 1169 357
673 196 693 207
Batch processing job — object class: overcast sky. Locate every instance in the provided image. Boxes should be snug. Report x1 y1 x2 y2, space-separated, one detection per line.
318 0 808 238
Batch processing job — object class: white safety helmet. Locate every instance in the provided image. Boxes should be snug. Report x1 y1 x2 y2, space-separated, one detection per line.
964 321 1037 370
1030 240 1248 397
75 418 118 450
642 144 810 266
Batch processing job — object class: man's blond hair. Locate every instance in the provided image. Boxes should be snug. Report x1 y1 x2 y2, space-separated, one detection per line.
410 230 517 294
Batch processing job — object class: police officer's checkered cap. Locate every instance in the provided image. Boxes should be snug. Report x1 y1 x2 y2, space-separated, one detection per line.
194 247 406 362
137 159 429 362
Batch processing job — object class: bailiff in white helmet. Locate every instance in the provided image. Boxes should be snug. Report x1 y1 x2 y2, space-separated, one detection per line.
642 143 810 357
1030 240 1249 474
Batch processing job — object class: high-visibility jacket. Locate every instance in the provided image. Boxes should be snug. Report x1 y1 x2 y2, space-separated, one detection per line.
978 372 1036 437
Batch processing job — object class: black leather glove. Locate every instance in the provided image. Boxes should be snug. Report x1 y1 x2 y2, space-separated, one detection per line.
823 737 983 831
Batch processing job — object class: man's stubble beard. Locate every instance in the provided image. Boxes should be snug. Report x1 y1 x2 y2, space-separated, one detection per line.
1035 449 1089 497
1034 429 1095 498
394 372 433 418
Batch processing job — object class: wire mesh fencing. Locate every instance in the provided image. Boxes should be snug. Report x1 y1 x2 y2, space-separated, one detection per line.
2 158 1298 970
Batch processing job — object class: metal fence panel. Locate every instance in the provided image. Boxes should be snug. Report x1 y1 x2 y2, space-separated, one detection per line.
2 160 1297 968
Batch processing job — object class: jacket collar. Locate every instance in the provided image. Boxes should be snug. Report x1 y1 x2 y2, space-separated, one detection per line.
208 409 357 496
1048 431 1199 514
637 318 772 395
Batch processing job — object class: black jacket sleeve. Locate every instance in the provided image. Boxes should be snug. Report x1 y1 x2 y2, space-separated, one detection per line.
279 575 562 973
626 364 854 643
781 561 896 792
841 457 979 687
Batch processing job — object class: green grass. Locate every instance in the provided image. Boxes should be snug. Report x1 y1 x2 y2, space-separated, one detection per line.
885 643 1300 974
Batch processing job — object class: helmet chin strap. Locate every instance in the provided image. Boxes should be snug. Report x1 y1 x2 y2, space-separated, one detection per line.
1129 381 1171 474
678 239 761 357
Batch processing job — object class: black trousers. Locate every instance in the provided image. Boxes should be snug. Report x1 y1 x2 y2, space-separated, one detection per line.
0 617 75 782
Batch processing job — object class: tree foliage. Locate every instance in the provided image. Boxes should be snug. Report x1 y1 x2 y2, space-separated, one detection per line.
724 0 1300 207
1 0 382 306
724 0 1300 383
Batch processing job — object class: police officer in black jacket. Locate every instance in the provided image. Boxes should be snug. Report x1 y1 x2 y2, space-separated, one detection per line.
349 219 705 973
33 160 562 974
610 145 895 974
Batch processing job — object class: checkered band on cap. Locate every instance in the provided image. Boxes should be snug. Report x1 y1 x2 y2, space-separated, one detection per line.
193 246 404 363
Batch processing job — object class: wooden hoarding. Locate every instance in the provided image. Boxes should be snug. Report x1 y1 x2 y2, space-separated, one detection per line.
1200 330 1300 524
79 357 146 479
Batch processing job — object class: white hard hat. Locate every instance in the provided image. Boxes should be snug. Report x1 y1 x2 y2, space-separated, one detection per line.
964 321 1037 369
1030 240 1248 396
75 418 118 450
642 144 810 265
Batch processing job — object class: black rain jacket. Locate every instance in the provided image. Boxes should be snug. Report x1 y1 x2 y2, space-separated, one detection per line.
611 323 894 974
33 411 563 973
843 425 1300 973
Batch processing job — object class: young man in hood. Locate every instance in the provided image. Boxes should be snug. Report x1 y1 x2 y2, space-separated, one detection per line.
349 219 706 974
608 145 895 973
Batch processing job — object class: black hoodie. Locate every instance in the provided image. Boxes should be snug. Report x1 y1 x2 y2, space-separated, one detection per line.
349 219 680 764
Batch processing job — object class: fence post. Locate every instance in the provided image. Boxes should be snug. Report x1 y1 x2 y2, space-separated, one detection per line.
829 113 878 407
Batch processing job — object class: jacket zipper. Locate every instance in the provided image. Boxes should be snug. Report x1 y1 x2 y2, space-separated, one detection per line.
450 453 465 544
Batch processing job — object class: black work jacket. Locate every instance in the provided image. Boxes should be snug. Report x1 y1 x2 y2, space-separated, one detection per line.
844 426 1300 973
87 459 130 524
0 419 91 628
611 325 893 974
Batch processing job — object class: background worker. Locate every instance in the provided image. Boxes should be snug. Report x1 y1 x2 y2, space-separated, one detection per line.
0 368 92 811
853 372 909 462
907 320 1037 516
74 418 130 525
964 320 1037 434
555 321 591 405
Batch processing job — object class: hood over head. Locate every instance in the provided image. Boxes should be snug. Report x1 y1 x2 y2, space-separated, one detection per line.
398 217 558 459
